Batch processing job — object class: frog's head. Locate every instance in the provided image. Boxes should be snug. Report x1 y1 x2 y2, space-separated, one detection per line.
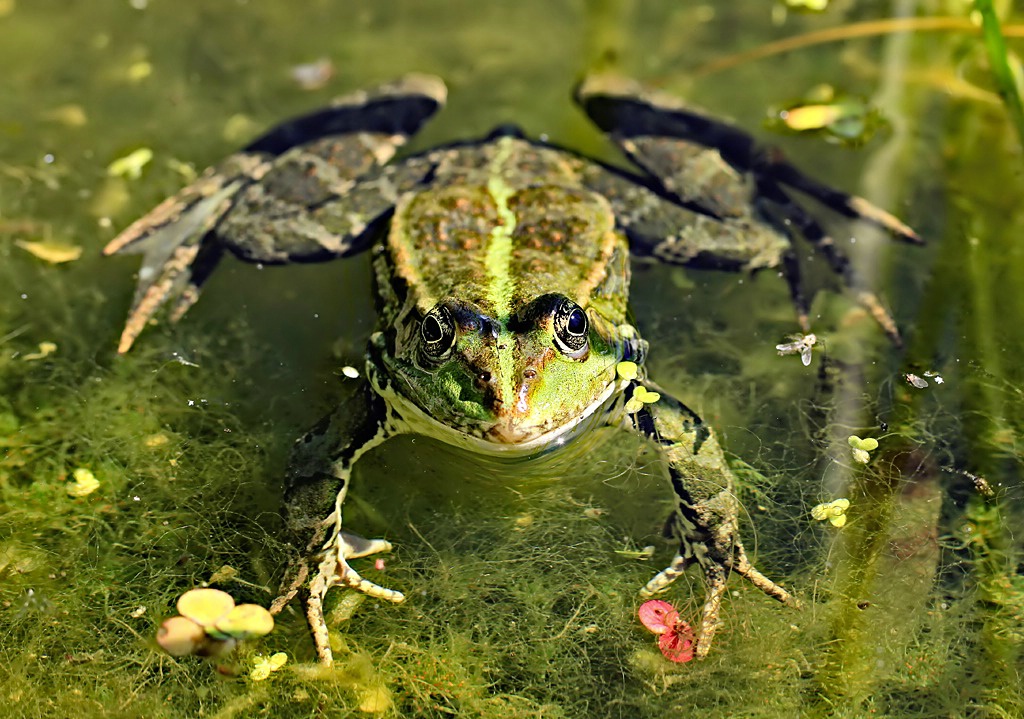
380 293 643 446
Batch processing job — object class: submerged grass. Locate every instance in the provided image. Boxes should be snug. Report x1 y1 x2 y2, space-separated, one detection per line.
4 282 1017 718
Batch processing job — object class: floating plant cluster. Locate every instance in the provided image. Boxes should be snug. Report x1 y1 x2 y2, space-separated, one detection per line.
638 600 696 663
156 588 274 658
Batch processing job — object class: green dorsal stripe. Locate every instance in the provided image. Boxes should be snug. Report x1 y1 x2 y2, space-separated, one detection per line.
486 138 518 407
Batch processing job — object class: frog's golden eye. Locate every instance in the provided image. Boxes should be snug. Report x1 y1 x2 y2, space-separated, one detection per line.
553 299 589 358
420 305 456 360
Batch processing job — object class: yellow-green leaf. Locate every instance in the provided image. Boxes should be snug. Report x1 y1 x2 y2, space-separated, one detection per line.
107 148 153 179
16 239 82 264
67 467 100 497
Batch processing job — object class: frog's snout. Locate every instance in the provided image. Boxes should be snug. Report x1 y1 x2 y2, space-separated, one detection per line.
486 414 537 444
482 373 548 445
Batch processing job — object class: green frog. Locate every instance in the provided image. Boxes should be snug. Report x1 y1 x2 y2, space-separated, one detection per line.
105 74 917 665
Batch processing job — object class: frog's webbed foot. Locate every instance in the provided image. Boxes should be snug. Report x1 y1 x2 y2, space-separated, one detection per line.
104 74 447 353
575 74 920 346
314 530 404 602
304 530 404 666
102 163 254 353
641 540 796 659
270 529 403 666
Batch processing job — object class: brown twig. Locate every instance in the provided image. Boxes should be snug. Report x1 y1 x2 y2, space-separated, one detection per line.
692 16 1022 78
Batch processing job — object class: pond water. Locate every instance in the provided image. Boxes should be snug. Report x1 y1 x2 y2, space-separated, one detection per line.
1 1 1022 717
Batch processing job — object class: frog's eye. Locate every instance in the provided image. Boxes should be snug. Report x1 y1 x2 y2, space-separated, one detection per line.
420 305 456 360
553 300 589 358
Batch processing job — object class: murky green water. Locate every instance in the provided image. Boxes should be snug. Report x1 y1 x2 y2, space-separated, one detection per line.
2 1 1022 717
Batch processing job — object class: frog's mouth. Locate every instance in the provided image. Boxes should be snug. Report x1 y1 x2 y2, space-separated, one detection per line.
376 366 620 457
474 379 620 453
485 415 546 444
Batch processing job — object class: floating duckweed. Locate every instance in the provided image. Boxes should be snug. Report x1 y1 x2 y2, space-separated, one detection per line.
250 652 288 681
250 662 271 681
222 113 258 143
165 157 197 182
67 467 100 497
358 684 394 714
89 176 131 218
624 385 660 414
848 435 879 464
786 0 829 11
811 498 851 527
143 433 169 448
616 361 638 381
771 85 882 144
851 447 870 464
42 103 88 127
126 60 153 82
158 589 275 658
213 603 274 640
156 616 205 657
176 588 235 628
781 103 847 130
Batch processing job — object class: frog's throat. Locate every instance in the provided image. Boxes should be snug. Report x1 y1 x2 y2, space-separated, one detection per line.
367 364 622 458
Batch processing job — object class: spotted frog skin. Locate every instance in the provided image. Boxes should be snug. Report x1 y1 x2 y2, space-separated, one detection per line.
105 74 918 664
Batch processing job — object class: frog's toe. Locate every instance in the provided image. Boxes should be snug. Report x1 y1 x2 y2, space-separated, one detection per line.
333 560 406 602
328 531 405 603
339 530 393 559
695 564 728 659
303 538 405 666
732 549 800 608
639 551 690 597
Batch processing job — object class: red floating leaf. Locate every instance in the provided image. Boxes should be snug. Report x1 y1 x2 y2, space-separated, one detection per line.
658 621 696 663
638 599 678 635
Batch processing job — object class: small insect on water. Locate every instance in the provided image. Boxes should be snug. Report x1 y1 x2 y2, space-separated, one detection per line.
776 333 817 366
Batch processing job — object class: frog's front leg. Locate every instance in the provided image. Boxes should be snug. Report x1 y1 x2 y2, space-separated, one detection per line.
612 380 797 658
271 381 404 665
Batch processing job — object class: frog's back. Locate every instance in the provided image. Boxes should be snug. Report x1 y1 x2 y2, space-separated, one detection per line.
386 137 629 324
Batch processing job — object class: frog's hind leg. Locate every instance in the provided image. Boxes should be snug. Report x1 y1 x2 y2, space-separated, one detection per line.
575 74 919 243
642 540 797 659
575 74 919 345
615 382 798 658
276 382 406 665
105 74 447 353
755 177 908 343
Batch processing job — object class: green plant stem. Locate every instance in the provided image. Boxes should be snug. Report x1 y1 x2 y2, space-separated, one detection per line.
974 0 1024 150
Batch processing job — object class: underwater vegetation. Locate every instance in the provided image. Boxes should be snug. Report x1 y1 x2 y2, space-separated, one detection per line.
2 1 1023 718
